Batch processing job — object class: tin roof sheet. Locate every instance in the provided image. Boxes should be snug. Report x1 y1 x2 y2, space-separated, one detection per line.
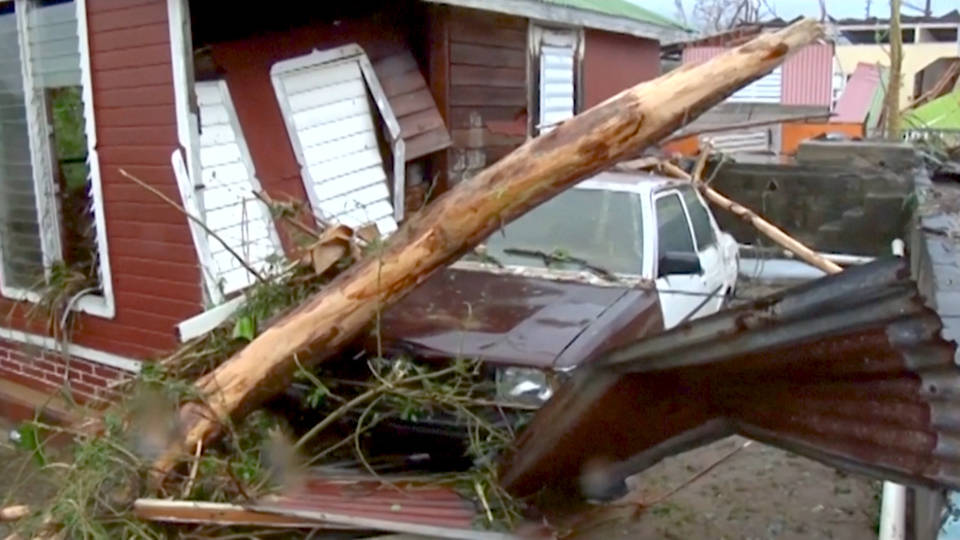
501 258 960 499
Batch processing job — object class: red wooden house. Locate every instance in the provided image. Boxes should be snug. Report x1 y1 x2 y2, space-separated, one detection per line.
0 0 689 420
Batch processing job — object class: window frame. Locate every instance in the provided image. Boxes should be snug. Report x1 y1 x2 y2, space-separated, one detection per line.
0 0 115 319
528 23 583 136
678 185 717 251
653 189 698 266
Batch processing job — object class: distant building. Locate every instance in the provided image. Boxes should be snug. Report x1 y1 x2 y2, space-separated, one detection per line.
832 10 960 110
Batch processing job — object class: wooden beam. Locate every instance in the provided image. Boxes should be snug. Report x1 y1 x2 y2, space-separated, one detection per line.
151 19 825 483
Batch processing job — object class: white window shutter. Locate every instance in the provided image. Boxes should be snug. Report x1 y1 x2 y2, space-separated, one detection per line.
272 46 399 236
193 80 282 299
727 67 782 103
538 29 577 133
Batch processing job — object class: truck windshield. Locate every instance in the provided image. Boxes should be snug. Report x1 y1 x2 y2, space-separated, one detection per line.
479 188 643 275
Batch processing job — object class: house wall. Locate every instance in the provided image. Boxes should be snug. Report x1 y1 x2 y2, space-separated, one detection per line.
0 0 201 408
443 7 528 184
682 43 834 106
582 29 659 109
835 43 959 109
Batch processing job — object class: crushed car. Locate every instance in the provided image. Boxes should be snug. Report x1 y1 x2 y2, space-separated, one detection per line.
378 170 740 405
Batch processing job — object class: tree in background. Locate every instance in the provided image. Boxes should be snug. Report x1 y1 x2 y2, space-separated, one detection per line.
674 0 777 32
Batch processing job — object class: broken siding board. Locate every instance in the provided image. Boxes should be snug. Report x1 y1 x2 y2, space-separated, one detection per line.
372 51 451 160
193 80 283 298
272 46 401 232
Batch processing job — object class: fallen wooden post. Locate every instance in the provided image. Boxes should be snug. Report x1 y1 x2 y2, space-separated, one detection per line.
151 19 825 483
659 161 843 274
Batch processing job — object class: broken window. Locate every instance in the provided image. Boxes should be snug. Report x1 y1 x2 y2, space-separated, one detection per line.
532 26 581 134
0 0 111 314
179 80 284 304
271 45 404 235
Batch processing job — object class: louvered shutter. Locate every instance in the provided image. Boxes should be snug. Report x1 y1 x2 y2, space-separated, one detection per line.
0 6 44 290
728 67 782 103
538 29 577 133
194 80 282 298
272 50 398 235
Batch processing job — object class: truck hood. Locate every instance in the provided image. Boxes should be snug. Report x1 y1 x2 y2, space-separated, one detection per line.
378 265 663 370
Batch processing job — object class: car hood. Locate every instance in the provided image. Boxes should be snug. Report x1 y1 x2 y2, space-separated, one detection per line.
378 265 663 370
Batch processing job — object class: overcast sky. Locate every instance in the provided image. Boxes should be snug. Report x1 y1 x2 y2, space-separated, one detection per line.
640 0 958 25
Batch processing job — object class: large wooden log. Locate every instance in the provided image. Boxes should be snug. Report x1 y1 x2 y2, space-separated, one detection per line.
152 19 824 481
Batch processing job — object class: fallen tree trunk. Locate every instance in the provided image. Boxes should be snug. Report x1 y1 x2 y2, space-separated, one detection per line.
152 19 824 482
659 161 843 274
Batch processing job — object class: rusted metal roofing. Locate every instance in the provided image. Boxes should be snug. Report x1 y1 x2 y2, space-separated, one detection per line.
833 62 883 124
501 258 960 499
262 475 477 530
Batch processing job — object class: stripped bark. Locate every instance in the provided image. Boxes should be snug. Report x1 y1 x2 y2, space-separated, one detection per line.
151 19 825 483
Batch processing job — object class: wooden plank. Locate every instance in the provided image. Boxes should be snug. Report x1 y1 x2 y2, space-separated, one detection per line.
448 17 526 50
379 71 425 98
389 88 436 118
450 127 524 149
88 3 167 33
98 125 177 147
450 43 525 68
449 86 526 107
450 65 525 88
106 221 194 244
373 53 420 80
399 109 446 139
98 146 175 166
114 274 205 304
111 256 202 282
92 44 170 71
101 202 186 225
448 105 526 129
114 291 204 319
89 22 169 53
405 129 453 161
87 0 162 15
96 104 176 127
97 85 175 108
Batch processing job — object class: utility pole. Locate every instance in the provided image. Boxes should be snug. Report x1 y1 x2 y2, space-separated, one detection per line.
885 0 903 139
924 0 932 16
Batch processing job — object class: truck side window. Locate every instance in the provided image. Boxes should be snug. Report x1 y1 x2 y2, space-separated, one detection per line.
681 187 717 250
656 193 696 255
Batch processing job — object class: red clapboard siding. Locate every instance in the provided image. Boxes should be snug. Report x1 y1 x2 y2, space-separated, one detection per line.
94 64 174 90
446 6 528 181
89 23 169 53
61 0 201 363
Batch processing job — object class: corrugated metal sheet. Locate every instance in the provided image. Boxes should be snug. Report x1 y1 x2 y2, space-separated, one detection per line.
782 42 834 106
833 62 883 124
193 80 282 297
684 46 781 103
502 259 960 499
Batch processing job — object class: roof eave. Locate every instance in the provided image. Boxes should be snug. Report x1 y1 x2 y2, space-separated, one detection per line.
421 0 693 43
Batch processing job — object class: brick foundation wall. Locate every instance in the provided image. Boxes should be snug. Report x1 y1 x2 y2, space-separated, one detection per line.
0 338 131 406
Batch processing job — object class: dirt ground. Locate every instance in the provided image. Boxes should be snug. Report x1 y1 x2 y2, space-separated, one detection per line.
571 436 880 539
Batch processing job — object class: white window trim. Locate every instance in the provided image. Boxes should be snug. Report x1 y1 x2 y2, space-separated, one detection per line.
528 23 584 136
0 0 116 319
0 326 141 373
270 44 407 224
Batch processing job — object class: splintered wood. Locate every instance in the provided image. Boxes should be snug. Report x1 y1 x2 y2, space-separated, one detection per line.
150 19 826 484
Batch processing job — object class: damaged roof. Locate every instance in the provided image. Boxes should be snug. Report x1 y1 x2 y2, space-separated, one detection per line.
500 258 960 499
422 0 693 41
